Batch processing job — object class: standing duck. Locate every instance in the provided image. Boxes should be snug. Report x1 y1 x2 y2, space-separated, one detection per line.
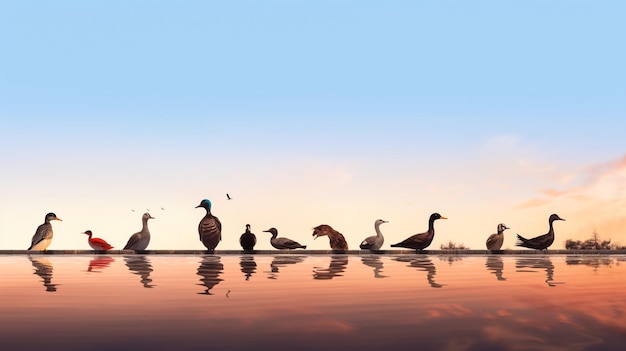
28 212 62 251
359 219 388 251
486 223 509 251
516 214 565 250
82 230 114 251
263 228 307 250
196 199 222 252
240 224 256 252
390 213 447 250
123 212 154 251
312 224 348 251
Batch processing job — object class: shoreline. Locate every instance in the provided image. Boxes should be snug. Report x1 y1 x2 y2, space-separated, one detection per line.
4 249 626 255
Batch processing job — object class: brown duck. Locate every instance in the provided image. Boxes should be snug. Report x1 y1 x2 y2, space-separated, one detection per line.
312 224 349 251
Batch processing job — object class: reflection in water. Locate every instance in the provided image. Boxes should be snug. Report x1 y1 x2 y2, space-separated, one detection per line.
313 255 348 280
485 256 506 281
266 256 305 280
394 256 443 288
28 256 58 292
439 255 463 266
197 256 224 295
124 255 155 288
239 255 257 281
87 256 115 273
361 255 388 278
566 256 615 272
516 257 565 287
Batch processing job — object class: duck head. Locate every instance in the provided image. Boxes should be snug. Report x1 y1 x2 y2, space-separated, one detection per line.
82 230 93 237
142 212 155 221
429 213 447 221
195 199 212 211
45 212 62 222
312 224 335 239
375 219 389 226
549 214 565 223
263 228 278 236
497 223 509 233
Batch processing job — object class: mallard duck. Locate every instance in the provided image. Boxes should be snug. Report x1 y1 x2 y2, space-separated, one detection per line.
486 223 509 251
82 230 114 251
359 219 388 251
516 214 564 250
196 199 222 252
239 224 256 252
123 212 154 251
390 213 447 250
263 228 306 250
28 212 62 251
312 224 348 250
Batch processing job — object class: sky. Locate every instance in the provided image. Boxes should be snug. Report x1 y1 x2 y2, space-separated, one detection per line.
1 0 625 251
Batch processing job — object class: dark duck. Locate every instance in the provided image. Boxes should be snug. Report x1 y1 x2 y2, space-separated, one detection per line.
516 214 565 250
239 224 257 252
391 213 447 250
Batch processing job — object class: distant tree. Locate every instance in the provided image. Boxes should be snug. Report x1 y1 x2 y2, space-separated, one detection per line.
565 231 615 250
440 241 469 250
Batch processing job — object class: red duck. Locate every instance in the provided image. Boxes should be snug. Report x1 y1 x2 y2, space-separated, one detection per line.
82 230 114 251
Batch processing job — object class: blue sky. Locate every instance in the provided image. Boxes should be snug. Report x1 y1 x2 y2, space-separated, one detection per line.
1 1 625 250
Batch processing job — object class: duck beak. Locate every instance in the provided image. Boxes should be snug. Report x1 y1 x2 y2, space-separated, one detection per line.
55 217 63 221
313 234 319 240
263 230 270 233
440 216 448 220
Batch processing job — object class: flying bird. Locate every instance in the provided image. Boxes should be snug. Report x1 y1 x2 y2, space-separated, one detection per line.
516 214 565 250
226 193 232 200
28 212 62 251
391 213 447 250
312 224 348 250
82 230 114 251
360 219 388 251
263 228 307 250
123 212 154 251
196 199 222 252
240 224 257 252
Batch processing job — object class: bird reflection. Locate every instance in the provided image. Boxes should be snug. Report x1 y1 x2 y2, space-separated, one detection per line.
516 257 564 287
485 256 507 281
87 256 115 273
240 255 257 281
28 256 58 292
361 255 388 278
313 255 348 280
266 256 305 280
124 255 155 288
197 256 224 295
566 256 614 272
394 257 444 288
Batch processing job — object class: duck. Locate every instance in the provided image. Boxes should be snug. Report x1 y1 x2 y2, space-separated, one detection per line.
263 228 307 250
312 224 348 250
359 219 388 251
239 224 256 252
516 214 565 250
390 213 447 250
28 212 62 251
123 212 154 251
82 230 114 251
486 223 509 251
196 199 222 253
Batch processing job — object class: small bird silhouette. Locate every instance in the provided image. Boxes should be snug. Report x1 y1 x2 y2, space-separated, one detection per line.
226 193 232 200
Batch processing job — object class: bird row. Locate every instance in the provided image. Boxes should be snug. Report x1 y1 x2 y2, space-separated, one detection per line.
26 198 565 252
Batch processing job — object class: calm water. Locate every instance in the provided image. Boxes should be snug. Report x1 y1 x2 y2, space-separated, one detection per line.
1 254 625 351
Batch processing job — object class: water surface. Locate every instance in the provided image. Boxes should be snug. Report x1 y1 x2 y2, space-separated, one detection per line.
1 254 625 350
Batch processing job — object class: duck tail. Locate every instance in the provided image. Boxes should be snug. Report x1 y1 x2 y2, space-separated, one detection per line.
515 234 529 247
390 243 401 248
